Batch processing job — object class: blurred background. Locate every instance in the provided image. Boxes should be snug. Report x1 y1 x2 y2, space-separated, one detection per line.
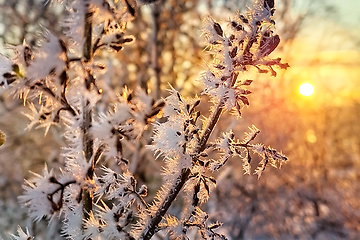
0 0 359 239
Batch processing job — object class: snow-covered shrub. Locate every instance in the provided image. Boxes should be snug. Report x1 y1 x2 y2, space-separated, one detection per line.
2 0 288 239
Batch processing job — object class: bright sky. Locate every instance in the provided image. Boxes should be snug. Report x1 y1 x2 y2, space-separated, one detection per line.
297 0 360 29
283 0 360 106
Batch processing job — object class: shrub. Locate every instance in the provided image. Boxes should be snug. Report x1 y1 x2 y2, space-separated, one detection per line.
1 0 288 239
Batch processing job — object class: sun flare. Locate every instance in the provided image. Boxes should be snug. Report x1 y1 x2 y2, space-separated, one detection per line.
299 83 314 96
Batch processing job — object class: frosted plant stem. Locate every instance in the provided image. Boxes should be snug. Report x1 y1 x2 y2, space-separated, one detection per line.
140 168 191 240
82 101 93 222
84 9 93 63
150 4 161 99
82 6 94 224
199 72 238 152
141 72 239 240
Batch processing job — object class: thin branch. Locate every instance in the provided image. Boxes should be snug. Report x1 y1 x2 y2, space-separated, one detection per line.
82 5 94 224
83 11 93 62
150 4 161 99
35 83 77 116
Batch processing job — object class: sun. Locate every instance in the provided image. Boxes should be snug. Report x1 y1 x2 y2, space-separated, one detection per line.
299 83 314 96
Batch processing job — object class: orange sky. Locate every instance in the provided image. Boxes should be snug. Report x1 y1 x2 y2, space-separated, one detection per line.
280 8 360 106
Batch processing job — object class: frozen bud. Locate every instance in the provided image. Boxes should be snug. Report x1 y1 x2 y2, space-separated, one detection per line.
23 43 34 67
138 185 148 197
215 64 226 70
264 0 275 9
229 34 235 42
49 176 59 184
239 14 249 24
230 46 238 58
231 21 243 31
130 176 136 188
2 72 16 85
213 22 223 37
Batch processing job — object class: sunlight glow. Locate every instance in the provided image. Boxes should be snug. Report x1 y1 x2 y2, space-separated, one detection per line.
299 83 314 96
306 129 317 143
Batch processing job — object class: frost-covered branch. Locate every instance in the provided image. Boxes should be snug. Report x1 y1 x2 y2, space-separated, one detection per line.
138 1 288 239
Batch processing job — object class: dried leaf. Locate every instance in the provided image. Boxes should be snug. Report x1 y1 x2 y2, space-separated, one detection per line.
110 44 123 52
235 101 242 116
238 95 250 106
239 89 252 95
259 34 280 57
242 79 253 85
